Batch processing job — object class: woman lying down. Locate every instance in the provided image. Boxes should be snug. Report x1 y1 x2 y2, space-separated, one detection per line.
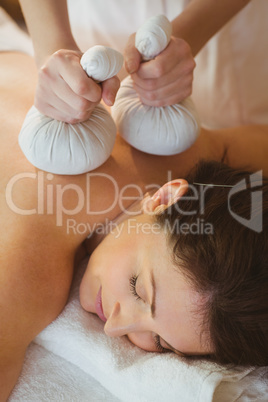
0 51 267 401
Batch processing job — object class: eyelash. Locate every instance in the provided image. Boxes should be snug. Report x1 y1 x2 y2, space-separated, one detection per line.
129 275 142 300
154 335 166 353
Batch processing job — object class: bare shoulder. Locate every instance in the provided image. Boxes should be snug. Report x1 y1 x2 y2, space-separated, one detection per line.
0 216 74 400
212 124 268 175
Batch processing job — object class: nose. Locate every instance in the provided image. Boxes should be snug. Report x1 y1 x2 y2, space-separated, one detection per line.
104 301 146 337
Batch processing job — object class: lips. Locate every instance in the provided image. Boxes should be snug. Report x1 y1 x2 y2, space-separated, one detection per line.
95 287 107 322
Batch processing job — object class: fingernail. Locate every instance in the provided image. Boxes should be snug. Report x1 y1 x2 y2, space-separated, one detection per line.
126 59 137 74
106 95 115 106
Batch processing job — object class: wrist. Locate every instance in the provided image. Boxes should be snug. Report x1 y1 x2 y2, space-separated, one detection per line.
171 0 251 57
171 14 202 58
35 38 80 68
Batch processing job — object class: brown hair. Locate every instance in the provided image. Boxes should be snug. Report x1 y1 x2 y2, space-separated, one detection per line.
156 160 268 366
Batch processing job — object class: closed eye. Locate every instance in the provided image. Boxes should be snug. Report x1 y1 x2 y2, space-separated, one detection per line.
153 334 168 353
129 275 142 300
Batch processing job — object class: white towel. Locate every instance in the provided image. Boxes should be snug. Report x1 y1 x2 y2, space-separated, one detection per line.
10 258 267 402
11 343 120 401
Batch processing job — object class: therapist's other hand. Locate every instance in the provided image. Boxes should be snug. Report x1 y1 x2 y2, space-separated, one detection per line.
35 49 120 124
124 35 196 107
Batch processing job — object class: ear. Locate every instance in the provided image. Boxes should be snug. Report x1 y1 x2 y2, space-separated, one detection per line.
142 179 188 214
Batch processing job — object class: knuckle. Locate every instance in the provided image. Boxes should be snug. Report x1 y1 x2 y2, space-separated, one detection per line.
181 60 195 77
53 49 81 66
74 81 89 97
38 65 50 80
53 48 67 60
76 96 89 112
76 110 91 122
187 58 196 72
52 49 65 65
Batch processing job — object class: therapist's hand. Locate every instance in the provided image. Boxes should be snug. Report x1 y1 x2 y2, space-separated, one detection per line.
35 49 120 124
124 34 196 107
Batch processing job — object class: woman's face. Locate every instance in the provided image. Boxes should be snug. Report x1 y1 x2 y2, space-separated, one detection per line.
80 213 212 356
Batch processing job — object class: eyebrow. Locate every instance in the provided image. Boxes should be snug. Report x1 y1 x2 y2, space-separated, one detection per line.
149 271 188 357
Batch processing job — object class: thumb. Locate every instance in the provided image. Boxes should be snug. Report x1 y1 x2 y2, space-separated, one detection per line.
124 33 142 74
102 75 121 107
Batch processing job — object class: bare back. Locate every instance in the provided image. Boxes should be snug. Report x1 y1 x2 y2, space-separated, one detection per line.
1 52 267 400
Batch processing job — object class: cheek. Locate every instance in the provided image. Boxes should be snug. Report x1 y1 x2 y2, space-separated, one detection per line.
80 247 127 304
127 332 157 353
79 270 94 311
103 264 126 298
100 251 131 295
79 256 98 311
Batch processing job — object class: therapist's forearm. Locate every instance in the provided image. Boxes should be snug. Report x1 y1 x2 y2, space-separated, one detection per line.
19 0 78 66
172 0 251 56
